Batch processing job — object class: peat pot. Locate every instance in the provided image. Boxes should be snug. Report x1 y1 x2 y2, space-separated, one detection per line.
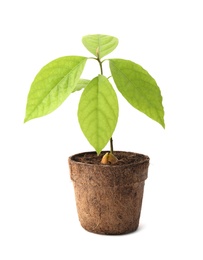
68 151 150 235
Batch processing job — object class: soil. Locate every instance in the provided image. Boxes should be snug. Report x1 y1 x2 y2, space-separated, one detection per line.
71 151 148 165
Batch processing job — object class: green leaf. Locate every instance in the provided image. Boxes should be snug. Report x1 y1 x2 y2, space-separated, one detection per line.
82 34 118 59
73 79 90 92
24 56 87 122
109 59 165 128
78 75 119 154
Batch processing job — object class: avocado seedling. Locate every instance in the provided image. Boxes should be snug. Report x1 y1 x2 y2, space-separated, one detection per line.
24 34 165 163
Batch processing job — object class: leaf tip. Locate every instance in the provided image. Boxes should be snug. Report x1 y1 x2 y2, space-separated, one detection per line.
24 114 32 123
159 118 165 129
96 150 102 156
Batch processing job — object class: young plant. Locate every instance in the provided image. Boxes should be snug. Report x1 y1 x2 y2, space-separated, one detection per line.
24 34 165 163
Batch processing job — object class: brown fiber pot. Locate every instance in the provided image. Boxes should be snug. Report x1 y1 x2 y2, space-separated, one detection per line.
68 151 150 235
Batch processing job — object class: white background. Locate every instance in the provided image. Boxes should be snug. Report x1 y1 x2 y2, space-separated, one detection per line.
0 0 203 259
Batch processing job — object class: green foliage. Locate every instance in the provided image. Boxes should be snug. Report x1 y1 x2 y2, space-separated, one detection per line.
78 75 118 155
24 34 165 154
73 79 90 92
24 56 87 122
109 59 165 128
82 34 118 59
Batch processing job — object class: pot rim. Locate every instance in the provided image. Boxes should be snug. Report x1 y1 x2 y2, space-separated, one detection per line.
68 150 150 167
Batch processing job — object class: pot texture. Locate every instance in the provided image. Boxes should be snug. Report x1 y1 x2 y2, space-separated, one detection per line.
68 151 149 235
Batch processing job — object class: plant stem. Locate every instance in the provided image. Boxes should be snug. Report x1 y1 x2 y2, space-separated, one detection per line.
97 57 114 154
110 137 113 154
97 58 103 75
